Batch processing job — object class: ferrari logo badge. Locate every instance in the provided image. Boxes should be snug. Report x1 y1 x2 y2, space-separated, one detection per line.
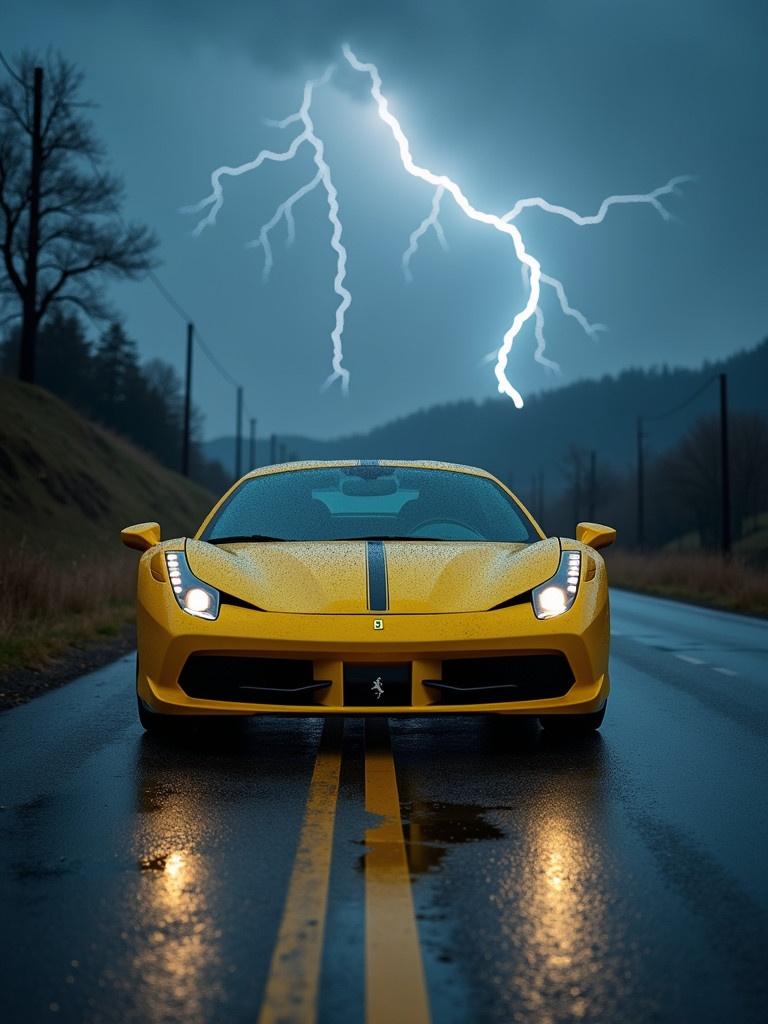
373 618 384 630
371 676 384 700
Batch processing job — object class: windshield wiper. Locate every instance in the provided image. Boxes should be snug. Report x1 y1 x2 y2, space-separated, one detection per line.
334 535 446 542
206 534 285 544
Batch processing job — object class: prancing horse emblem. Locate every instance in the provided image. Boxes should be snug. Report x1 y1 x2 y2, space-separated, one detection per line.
371 676 384 700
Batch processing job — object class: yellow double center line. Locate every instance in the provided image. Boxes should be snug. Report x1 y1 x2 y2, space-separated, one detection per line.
257 717 430 1024
364 719 431 1024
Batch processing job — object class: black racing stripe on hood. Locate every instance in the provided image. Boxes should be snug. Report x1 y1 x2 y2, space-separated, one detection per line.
366 541 389 611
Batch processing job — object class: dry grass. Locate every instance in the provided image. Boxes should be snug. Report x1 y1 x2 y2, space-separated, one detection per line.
0 545 135 672
607 549 768 617
0 377 217 677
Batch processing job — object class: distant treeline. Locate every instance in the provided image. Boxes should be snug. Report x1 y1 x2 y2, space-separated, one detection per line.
1 311 229 493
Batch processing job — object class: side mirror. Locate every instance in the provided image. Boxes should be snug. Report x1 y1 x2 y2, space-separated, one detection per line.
121 522 161 552
576 522 616 551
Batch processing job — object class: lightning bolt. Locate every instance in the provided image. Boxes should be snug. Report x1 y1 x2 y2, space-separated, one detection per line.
533 307 560 373
371 49 688 397
344 44 541 409
402 187 448 284
183 46 688 409
182 66 351 393
501 176 692 225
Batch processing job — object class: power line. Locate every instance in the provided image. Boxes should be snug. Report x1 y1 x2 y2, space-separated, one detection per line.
145 270 240 390
643 374 718 423
146 270 192 322
0 49 25 87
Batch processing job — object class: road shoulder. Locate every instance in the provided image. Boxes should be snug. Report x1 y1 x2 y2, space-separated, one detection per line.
0 620 135 711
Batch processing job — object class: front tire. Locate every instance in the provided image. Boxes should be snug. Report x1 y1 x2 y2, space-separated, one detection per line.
137 695 191 736
540 702 606 735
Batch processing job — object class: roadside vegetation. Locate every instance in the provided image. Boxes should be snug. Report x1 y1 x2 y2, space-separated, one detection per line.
607 549 768 617
0 378 215 687
0 546 133 677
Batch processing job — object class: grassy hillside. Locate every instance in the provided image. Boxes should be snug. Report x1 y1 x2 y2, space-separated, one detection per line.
0 377 215 681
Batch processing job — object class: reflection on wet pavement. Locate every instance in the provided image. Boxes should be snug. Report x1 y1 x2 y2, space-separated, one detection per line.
3 630 768 1024
129 745 224 1024
403 801 507 877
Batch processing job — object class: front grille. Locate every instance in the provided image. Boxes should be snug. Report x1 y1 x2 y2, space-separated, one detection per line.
344 663 411 707
179 655 329 705
426 654 574 704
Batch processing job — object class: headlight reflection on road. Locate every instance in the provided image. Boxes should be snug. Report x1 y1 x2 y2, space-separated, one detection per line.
130 769 224 1023
500 814 610 1020
489 745 632 1023
530 818 596 972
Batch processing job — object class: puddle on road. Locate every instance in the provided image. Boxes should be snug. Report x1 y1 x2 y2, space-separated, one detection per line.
401 801 508 877
357 800 507 878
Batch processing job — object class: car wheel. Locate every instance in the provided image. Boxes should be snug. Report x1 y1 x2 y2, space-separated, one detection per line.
539 702 606 735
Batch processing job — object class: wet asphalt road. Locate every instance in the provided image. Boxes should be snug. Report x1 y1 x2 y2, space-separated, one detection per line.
1 589 767 1024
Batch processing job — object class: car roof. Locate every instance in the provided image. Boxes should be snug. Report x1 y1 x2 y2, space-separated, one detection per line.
240 459 494 481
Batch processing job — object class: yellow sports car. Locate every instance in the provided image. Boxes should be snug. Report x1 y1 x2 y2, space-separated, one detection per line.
121 460 615 735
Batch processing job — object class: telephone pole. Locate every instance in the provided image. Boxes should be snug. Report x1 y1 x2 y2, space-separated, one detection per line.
588 450 597 522
181 322 193 476
719 373 731 555
235 386 243 479
636 417 645 549
19 66 43 383
249 417 257 469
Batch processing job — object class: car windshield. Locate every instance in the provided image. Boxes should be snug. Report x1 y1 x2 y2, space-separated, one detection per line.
200 466 539 543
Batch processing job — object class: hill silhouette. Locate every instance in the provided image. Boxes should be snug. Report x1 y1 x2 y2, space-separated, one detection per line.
205 338 768 489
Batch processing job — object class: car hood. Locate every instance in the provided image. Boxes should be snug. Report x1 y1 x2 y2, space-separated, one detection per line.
185 536 561 614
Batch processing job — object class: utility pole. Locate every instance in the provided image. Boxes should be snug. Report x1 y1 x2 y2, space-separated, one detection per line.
181 322 193 476
235 386 243 479
588 450 597 522
270 433 277 465
636 417 645 549
19 66 43 383
573 455 582 527
719 373 731 555
249 417 257 469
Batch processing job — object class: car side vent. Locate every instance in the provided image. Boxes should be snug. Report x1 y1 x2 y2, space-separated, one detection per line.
219 592 266 612
488 591 531 611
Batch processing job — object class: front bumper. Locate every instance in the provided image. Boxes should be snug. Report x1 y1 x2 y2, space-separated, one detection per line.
136 588 610 717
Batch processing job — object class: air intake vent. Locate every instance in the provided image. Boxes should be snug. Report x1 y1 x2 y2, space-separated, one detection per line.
179 655 328 705
425 654 574 704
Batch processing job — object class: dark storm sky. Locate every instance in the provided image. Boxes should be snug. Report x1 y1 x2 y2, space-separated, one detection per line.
4 1 768 438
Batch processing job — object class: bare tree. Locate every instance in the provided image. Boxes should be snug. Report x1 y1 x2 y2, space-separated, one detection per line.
653 413 768 548
0 51 157 381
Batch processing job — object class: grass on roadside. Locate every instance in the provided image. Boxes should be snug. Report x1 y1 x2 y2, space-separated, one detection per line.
0 546 135 674
607 549 768 617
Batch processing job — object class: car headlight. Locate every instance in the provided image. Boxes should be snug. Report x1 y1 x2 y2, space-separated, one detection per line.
531 550 581 619
165 550 220 620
